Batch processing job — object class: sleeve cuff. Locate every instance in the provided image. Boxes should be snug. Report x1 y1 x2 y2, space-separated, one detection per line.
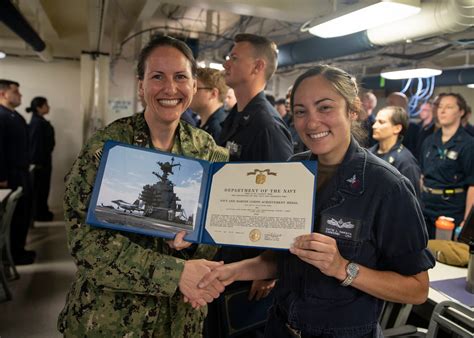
380 248 436 276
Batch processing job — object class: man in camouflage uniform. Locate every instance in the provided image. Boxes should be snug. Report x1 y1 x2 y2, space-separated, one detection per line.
58 112 228 337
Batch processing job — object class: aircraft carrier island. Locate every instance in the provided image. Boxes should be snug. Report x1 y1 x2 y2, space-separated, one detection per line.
94 157 195 235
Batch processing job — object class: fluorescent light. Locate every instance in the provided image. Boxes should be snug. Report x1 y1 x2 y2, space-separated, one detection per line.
309 0 421 38
197 61 224 71
0 51 6 59
381 67 442 80
467 84 474 89
209 63 224 71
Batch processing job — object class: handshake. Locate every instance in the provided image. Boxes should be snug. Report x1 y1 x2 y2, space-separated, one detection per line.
170 231 276 309
178 259 230 309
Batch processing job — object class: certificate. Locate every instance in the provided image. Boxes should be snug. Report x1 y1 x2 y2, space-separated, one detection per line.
203 163 315 249
86 141 317 250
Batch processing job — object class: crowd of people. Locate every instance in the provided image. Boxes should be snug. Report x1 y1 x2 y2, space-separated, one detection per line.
0 32 472 337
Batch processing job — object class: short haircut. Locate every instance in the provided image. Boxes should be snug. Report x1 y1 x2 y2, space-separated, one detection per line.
362 91 377 107
379 106 409 136
387 92 408 109
136 35 197 80
0 79 20 91
196 68 228 103
234 33 278 82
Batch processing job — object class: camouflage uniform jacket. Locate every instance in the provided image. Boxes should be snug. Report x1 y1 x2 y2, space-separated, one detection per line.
58 113 228 337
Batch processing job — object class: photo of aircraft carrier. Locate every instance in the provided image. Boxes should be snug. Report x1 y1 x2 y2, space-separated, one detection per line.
94 156 197 235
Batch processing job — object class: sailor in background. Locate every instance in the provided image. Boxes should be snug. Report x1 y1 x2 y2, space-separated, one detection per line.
370 106 421 197
420 92 474 238
27 96 55 221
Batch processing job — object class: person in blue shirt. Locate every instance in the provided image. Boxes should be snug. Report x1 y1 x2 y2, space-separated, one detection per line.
199 65 434 338
370 106 421 197
420 92 474 238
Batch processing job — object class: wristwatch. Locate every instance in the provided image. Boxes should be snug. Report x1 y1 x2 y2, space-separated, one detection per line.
341 262 359 287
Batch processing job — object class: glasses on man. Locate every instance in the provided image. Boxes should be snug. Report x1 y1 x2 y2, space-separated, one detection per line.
197 87 213 91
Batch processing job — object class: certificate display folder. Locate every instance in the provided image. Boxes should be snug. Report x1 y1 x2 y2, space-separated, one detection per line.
87 141 317 249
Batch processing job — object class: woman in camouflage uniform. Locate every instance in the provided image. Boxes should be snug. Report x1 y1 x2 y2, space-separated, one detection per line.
58 35 228 337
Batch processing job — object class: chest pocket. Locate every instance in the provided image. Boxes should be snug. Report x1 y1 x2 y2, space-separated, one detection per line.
440 157 463 183
302 213 364 300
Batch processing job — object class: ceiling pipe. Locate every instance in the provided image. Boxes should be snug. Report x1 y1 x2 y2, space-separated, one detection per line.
361 67 474 90
0 0 53 61
367 0 474 46
278 31 376 68
277 0 474 68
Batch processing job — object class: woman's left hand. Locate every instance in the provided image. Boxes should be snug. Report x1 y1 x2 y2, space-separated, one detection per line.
166 230 193 251
289 233 347 279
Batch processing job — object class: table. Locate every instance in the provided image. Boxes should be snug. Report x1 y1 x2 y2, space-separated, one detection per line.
428 262 469 305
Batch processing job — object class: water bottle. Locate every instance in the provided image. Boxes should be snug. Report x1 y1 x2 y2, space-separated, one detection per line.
467 240 474 294
435 216 455 240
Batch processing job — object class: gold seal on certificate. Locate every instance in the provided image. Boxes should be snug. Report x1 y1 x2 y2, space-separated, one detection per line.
247 169 277 184
249 229 261 242
256 173 266 184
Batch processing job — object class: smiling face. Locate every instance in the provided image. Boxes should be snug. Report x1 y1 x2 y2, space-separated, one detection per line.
139 46 196 126
292 75 352 165
437 95 464 128
372 108 401 142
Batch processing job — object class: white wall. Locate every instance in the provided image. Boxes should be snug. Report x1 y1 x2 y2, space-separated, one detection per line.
107 58 138 124
0 57 82 214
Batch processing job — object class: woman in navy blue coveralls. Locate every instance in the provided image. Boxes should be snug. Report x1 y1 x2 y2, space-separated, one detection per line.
198 65 435 338
420 93 474 238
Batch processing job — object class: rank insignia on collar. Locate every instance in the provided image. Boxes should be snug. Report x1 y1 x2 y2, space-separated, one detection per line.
446 150 458 160
346 174 361 190
346 174 356 184
388 156 395 164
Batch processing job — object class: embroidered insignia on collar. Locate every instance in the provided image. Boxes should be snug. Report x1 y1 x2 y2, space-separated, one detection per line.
346 174 356 184
388 156 395 164
243 115 250 121
346 174 361 190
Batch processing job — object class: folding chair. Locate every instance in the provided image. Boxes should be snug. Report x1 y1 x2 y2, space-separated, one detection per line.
426 300 473 338
381 302 428 337
0 187 23 302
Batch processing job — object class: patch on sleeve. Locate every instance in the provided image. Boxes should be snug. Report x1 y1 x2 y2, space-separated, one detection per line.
319 214 362 241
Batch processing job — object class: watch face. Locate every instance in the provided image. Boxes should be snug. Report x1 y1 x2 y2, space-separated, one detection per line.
347 263 359 277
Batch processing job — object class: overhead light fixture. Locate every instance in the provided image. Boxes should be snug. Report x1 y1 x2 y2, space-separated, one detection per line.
197 61 224 71
308 0 421 38
467 84 474 89
0 51 6 59
381 64 442 80
209 63 224 71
